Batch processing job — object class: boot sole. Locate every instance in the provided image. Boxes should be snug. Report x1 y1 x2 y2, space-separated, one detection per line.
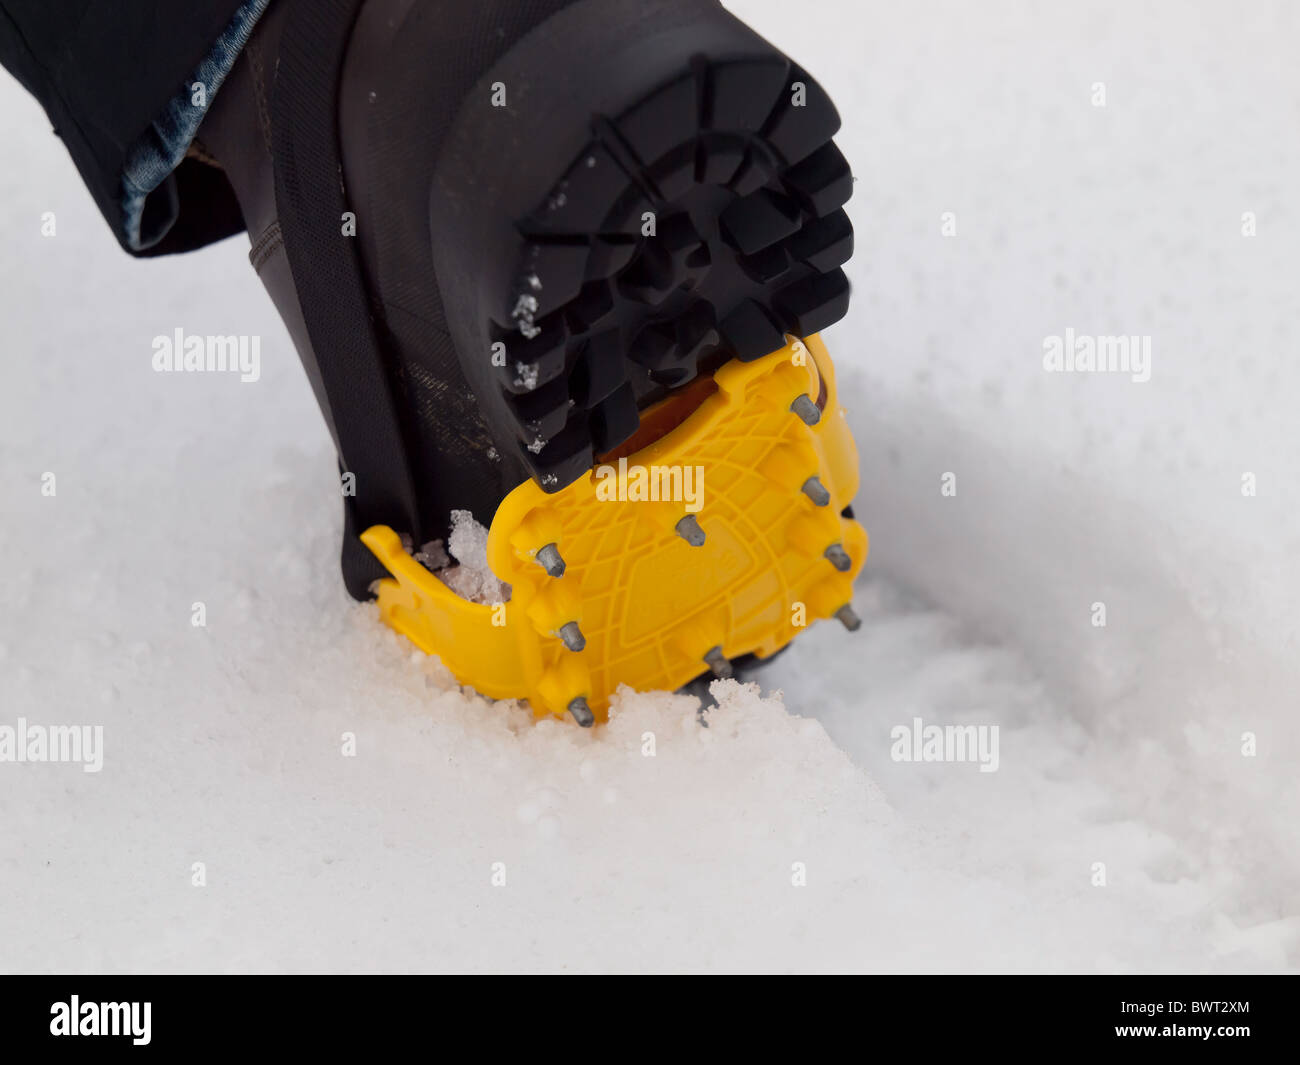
431 0 853 495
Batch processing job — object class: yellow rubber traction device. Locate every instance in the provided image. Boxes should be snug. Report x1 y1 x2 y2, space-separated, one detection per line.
361 333 867 724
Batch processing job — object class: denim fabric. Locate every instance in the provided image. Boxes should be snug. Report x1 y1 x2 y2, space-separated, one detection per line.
121 0 271 250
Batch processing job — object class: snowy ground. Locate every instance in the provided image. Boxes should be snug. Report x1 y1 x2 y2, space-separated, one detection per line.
1 0 1297 973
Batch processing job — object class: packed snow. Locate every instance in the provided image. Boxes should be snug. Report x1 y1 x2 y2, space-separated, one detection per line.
433 509 511 605
1 0 1296 972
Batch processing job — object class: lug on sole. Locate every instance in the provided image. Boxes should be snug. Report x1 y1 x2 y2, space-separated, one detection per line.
498 61 852 490
431 0 854 497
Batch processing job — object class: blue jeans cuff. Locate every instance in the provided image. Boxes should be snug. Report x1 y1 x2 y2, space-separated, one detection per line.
121 0 271 251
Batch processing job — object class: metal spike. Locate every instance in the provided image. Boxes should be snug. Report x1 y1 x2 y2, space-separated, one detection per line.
790 393 821 426
835 604 862 632
801 475 831 507
825 543 852 572
558 621 586 652
535 542 565 578
568 697 595 727
675 514 706 546
703 646 733 679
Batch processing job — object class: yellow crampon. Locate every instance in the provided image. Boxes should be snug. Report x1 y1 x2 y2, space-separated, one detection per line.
361 333 867 724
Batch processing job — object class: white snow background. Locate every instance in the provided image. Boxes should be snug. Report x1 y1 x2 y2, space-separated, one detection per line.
1 0 1297 972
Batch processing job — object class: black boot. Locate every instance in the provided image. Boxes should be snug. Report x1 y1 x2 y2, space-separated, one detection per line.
198 0 853 596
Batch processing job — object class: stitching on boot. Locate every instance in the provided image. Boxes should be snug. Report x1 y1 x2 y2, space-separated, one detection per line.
248 39 274 156
249 220 284 272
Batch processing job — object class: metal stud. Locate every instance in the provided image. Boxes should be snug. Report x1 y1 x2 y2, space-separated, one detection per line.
568 697 595 727
790 394 821 426
558 621 586 652
835 604 862 632
675 514 706 546
825 543 852 572
801 475 830 506
703 646 733 679
535 542 565 577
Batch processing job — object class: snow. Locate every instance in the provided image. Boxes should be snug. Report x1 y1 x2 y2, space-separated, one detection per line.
1 0 1297 973
412 539 450 572
436 509 511 605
